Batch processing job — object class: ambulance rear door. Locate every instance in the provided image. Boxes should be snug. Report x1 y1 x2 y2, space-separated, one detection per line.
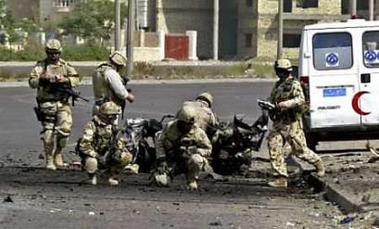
359 29 379 127
306 29 361 129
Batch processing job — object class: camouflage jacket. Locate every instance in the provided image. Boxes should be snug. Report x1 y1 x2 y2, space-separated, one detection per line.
29 58 80 101
155 120 212 160
78 116 127 159
182 100 217 133
268 76 305 123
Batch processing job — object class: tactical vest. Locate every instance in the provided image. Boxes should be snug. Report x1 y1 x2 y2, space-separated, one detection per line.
269 77 307 122
37 59 71 101
92 63 124 107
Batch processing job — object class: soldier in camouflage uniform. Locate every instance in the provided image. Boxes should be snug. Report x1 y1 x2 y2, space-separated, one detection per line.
29 39 81 170
181 92 217 137
92 51 134 119
77 101 138 186
154 106 212 190
266 59 325 188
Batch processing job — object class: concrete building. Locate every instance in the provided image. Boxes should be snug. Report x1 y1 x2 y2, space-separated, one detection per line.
6 0 39 21
237 0 351 61
6 0 379 60
155 0 237 59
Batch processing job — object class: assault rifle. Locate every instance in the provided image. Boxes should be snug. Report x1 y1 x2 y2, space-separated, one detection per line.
39 76 89 106
55 84 89 106
257 99 277 111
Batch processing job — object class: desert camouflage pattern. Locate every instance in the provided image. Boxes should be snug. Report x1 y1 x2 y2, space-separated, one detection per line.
29 58 80 101
77 115 133 174
182 100 217 134
29 58 80 168
267 76 321 177
156 120 212 182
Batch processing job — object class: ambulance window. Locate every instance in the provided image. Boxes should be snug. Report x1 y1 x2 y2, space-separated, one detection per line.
312 33 352 70
362 31 379 68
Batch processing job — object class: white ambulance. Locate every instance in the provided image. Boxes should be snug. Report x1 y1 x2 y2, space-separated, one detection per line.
298 19 379 150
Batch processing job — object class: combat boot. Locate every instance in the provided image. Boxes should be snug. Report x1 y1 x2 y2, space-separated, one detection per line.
53 151 64 168
45 152 56 170
108 178 119 186
186 180 198 190
314 160 325 177
268 177 288 188
87 173 97 185
124 163 139 174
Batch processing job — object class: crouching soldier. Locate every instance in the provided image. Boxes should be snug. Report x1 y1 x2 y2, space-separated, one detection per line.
154 106 212 190
76 101 138 185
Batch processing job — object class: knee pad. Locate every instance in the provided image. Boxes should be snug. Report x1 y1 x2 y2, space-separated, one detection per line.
56 127 71 137
84 157 98 173
190 154 204 165
154 172 171 187
119 152 133 166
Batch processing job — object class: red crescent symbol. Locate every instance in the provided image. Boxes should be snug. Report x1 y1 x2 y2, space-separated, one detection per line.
352 91 371 115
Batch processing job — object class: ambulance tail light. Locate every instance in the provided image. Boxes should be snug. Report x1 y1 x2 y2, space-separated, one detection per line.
300 76 309 85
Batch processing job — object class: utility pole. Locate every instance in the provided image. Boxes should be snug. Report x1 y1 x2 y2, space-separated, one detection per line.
213 0 219 60
369 0 374 21
350 0 357 16
115 0 121 51
126 0 135 76
277 0 283 59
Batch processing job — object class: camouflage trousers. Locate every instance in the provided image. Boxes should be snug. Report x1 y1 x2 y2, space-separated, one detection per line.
39 101 72 151
168 153 208 182
267 120 321 177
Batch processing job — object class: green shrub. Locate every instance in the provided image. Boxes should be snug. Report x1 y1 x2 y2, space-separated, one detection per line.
0 42 110 61
62 43 110 61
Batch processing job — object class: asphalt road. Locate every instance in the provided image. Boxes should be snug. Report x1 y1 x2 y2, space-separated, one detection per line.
0 81 362 228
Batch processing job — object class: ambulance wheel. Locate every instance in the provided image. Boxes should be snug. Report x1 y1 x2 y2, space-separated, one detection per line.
305 133 317 152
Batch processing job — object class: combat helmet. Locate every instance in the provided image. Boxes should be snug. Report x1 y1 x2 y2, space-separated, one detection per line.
196 92 214 107
99 101 122 115
45 39 62 53
176 106 197 124
109 51 127 66
274 59 292 71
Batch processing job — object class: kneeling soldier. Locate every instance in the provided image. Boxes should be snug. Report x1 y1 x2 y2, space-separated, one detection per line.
77 101 138 185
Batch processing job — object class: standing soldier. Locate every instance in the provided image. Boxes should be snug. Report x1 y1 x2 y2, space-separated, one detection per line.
154 106 212 190
76 101 138 186
181 92 218 137
29 39 81 170
92 51 134 119
266 59 325 188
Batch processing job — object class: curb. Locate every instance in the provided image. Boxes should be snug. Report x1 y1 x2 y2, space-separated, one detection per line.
307 173 363 214
0 77 276 88
295 159 364 214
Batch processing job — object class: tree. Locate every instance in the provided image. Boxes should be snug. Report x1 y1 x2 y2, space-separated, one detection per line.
59 0 128 45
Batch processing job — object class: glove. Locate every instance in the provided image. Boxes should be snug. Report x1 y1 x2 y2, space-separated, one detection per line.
88 151 98 158
277 101 291 110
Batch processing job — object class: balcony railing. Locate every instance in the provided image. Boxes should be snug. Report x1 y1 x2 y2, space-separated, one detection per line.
52 0 75 12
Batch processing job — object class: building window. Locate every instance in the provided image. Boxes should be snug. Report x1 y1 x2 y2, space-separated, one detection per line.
296 0 318 8
283 34 301 48
245 33 252 48
53 0 74 7
284 0 292 13
246 0 253 7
